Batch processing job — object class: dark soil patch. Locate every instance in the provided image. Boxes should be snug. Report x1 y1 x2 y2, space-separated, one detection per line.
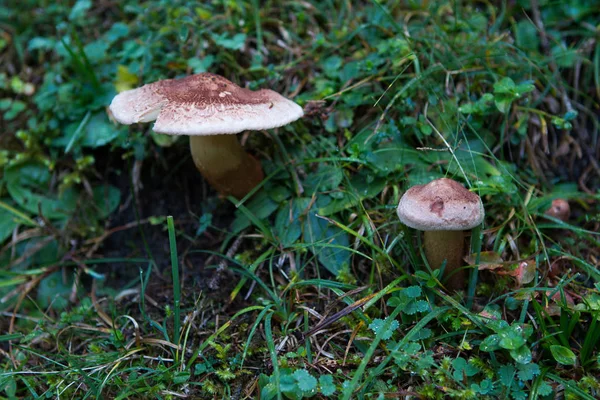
91 141 240 295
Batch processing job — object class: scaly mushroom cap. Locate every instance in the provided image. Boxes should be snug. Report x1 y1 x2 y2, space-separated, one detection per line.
109 73 304 135
397 178 484 231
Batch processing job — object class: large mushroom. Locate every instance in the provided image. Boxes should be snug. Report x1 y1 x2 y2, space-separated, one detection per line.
109 73 303 198
396 178 484 290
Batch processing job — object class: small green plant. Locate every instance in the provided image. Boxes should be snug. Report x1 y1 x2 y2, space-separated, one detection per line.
259 368 336 399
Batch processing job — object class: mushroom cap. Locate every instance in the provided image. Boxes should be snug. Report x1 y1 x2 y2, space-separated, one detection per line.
544 198 570 222
109 73 304 135
397 178 484 231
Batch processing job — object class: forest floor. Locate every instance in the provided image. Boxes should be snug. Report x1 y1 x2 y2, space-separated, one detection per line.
1 1 599 399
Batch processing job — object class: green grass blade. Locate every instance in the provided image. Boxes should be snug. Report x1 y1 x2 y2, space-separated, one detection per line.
167 216 181 358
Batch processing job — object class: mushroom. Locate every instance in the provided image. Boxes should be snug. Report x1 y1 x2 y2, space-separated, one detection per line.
109 73 303 198
396 178 484 290
544 198 570 222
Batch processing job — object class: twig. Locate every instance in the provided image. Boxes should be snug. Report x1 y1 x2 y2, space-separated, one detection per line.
83 218 153 258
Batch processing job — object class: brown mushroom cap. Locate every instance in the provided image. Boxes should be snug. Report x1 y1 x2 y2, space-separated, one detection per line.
109 73 303 135
397 178 484 231
544 198 570 222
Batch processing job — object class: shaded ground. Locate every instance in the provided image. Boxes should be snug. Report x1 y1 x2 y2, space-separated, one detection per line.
92 143 239 292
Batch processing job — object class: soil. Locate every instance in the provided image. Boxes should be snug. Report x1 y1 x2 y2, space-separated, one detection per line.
91 141 240 298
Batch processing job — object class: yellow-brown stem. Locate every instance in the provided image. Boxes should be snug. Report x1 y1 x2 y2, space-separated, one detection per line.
189 134 264 199
423 230 465 290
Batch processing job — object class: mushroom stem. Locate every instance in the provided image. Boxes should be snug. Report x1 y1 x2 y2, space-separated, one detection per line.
189 134 264 199
423 230 465 290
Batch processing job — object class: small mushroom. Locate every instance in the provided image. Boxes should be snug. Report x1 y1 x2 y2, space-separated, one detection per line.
109 73 303 198
396 178 484 290
544 198 570 222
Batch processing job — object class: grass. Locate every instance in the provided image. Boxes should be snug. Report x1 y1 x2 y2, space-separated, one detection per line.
1 0 600 398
